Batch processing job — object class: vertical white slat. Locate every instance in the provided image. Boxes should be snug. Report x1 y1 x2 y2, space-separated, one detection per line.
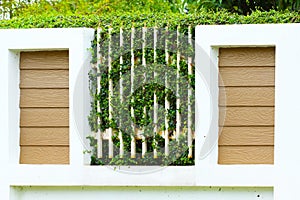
153 27 158 159
108 27 114 158
176 26 181 141
130 27 136 158
96 28 103 158
119 27 124 158
164 27 170 156
142 26 147 158
187 25 193 158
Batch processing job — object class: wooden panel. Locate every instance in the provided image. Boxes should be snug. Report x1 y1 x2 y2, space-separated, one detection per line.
20 108 69 127
20 128 69 146
219 47 275 67
219 67 275 86
219 87 274 106
20 146 69 164
20 70 69 88
19 51 69 165
219 127 274 145
20 51 69 69
218 47 275 165
219 107 274 126
218 146 274 164
20 89 69 108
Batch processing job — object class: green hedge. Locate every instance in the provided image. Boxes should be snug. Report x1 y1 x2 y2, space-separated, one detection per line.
0 9 299 30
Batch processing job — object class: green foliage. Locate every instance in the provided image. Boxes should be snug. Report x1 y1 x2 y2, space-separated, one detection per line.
12 0 175 17
1 0 300 20
169 0 300 14
88 133 195 166
0 0 35 18
0 9 300 30
216 0 300 14
87 24 196 166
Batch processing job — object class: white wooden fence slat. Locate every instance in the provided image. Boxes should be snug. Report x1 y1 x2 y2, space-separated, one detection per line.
153 27 158 159
187 26 193 158
142 26 147 158
176 26 181 141
131 27 136 158
108 27 114 158
96 28 103 158
164 27 170 156
119 27 124 158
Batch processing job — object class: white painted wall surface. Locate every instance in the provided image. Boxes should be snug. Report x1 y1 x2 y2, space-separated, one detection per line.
196 23 300 199
11 186 272 200
1 24 300 199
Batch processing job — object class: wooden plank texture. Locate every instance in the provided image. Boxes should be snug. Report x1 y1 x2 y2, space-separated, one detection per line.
219 67 275 86
20 89 69 108
20 146 69 164
219 107 274 126
218 146 274 164
19 51 70 165
20 70 69 88
219 127 274 145
20 51 69 69
20 108 69 127
219 87 274 106
219 47 275 67
20 128 69 146
218 47 275 165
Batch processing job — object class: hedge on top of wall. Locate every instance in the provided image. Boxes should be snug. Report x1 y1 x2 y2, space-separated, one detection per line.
0 9 299 30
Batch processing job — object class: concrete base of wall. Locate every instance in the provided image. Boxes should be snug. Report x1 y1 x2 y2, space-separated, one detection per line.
10 186 273 200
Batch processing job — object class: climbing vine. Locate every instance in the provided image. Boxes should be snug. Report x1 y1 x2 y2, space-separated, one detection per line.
88 25 195 166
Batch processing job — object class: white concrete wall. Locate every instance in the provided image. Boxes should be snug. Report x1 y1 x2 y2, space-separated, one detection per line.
1 24 300 199
196 23 300 199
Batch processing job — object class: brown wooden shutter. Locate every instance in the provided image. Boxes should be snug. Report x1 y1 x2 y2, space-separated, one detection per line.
19 51 69 164
218 47 275 164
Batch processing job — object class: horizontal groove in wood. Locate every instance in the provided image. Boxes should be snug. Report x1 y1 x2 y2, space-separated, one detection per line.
219 67 274 87
219 87 274 106
219 47 275 67
220 66 275 68
20 128 69 146
20 107 69 109
218 145 274 164
220 105 274 108
20 146 69 164
20 51 69 69
219 107 274 126
20 126 69 128
218 127 274 145
221 86 275 88
219 125 274 128
20 108 69 127
20 70 69 88
20 89 69 108
220 106 274 108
